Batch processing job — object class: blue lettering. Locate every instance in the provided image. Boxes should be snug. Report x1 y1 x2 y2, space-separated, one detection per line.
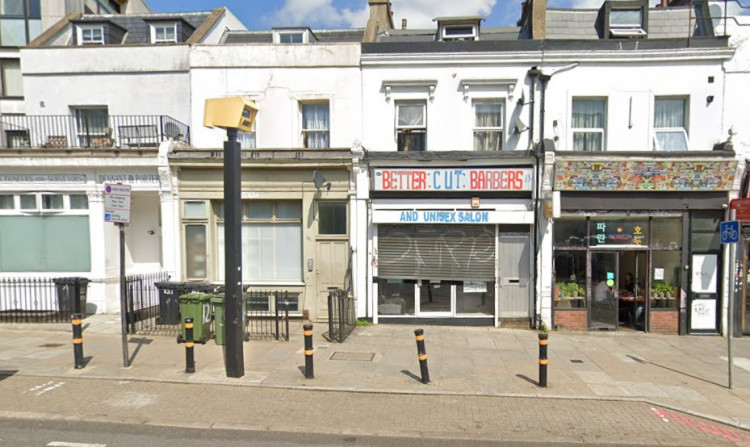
433 171 441 190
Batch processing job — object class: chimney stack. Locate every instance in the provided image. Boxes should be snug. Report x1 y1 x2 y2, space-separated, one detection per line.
402 18 407 30
363 0 395 42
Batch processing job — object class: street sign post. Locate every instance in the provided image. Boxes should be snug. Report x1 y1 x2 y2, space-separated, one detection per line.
104 183 131 224
104 183 131 368
720 216 739 389
720 220 739 245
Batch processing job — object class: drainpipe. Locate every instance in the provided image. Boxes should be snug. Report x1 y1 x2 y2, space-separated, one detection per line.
526 67 542 328
528 63 578 329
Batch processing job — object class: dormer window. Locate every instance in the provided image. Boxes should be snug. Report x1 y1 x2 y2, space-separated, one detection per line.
78 26 104 45
604 1 647 38
273 28 315 44
151 23 177 43
435 17 482 41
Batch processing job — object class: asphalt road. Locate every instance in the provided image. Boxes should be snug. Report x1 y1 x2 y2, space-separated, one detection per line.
0 418 703 447
0 374 748 446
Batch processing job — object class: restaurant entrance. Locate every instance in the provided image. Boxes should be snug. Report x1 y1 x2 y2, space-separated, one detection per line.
590 250 648 331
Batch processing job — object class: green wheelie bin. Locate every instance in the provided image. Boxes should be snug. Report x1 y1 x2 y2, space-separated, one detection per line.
211 293 248 345
178 292 212 344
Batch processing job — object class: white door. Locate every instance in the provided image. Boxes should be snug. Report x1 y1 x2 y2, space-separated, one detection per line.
497 233 531 318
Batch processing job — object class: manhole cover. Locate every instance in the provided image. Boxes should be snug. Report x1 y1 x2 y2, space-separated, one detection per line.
570 359 584 364
330 351 375 362
39 343 64 348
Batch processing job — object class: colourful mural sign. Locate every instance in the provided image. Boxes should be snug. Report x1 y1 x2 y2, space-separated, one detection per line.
554 160 737 191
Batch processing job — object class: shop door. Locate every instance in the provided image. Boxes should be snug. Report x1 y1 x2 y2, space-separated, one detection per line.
497 234 530 318
315 240 348 320
616 251 648 331
688 252 720 333
590 252 619 330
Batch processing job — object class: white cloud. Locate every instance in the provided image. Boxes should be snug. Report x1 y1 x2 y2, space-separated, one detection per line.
390 0 497 29
270 0 369 28
269 0 497 29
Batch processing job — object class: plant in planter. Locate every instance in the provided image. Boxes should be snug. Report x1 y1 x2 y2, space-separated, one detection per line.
651 280 674 300
559 281 585 299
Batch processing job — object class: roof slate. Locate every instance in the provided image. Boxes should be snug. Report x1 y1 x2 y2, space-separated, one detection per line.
74 12 210 44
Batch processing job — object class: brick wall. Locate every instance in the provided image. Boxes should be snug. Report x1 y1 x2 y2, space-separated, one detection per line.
554 310 587 331
650 310 678 334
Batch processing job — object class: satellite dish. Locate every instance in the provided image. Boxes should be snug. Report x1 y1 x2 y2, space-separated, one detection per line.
514 116 528 134
516 91 526 106
164 122 181 139
313 170 326 189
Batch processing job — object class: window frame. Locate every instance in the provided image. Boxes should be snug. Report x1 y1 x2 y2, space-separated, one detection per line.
317 201 348 237
151 22 177 43
78 25 104 45
472 99 504 151
604 0 648 38
395 100 427 152
0 58 22 98
653 97 689 151
0 192 87 214
571 97 607 152
300 101 330 149
182 200 209 280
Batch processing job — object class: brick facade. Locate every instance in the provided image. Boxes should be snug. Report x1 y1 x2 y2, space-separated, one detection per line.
649 310 679 334
554 310 587 331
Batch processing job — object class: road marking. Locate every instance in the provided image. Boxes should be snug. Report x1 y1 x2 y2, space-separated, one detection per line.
651 406 750 446
24 381 66 396
48 443 107 447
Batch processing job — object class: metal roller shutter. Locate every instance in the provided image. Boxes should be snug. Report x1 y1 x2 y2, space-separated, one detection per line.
377 224 495 281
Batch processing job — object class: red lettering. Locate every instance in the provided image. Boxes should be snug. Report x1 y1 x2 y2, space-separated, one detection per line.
514 170 523 189
470 171 478 189
382 171 391 190
413 171 427 190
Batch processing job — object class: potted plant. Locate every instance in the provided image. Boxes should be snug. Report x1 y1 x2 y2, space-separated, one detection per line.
651 280 673 307
560 281 584 299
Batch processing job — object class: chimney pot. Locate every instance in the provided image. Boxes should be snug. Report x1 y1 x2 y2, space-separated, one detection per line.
402 18 407 29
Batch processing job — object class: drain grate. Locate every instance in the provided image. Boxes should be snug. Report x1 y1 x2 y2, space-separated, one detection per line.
570 359 584 363
330 351 375 362
39 343 64 348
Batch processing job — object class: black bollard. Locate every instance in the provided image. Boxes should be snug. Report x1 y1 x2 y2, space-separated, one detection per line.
414 328 430 384
71 313 84 369
185 317 195 373
303 324 314 379
538 333 548 387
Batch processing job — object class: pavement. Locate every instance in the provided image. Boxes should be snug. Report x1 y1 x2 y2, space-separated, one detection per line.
1 314 750 436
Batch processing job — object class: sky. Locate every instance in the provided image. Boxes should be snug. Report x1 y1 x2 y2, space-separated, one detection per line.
147 0 592 30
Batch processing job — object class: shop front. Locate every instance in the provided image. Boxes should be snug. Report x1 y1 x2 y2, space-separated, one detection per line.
552 156 737 334
170 149 354 322
367 160 535 326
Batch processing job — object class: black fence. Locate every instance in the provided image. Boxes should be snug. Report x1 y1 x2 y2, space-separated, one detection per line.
325 288 356 343
125 271 170 334
0 276 86 323
246 290 290 341
0 114 190 149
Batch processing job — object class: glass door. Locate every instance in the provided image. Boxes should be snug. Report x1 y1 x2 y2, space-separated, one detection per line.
590 252 618 330
417 280 453 316
617 251 648 331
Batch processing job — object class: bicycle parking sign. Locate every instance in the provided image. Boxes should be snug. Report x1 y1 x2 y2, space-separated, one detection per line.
720 220 740 244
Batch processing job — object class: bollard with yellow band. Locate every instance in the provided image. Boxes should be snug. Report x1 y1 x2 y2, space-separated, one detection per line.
538 333 548 387
414 328 430 384
184 317 196 373
71 313 84 369
303 324 314 379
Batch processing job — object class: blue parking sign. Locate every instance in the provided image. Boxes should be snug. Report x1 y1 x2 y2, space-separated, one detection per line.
720 220 740 244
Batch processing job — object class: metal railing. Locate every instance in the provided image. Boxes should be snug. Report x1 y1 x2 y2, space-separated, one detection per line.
246 290 290 341
0 277 78 323
690 0 750 38
125 271 170 334
0 115 190 149
325 288 356 343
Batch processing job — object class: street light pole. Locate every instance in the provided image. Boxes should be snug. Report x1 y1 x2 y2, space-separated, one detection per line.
224 127 244 378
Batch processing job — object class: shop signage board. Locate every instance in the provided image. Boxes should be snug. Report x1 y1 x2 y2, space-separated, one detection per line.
104 183 131 224
372 167 533 192
730 198 750 225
